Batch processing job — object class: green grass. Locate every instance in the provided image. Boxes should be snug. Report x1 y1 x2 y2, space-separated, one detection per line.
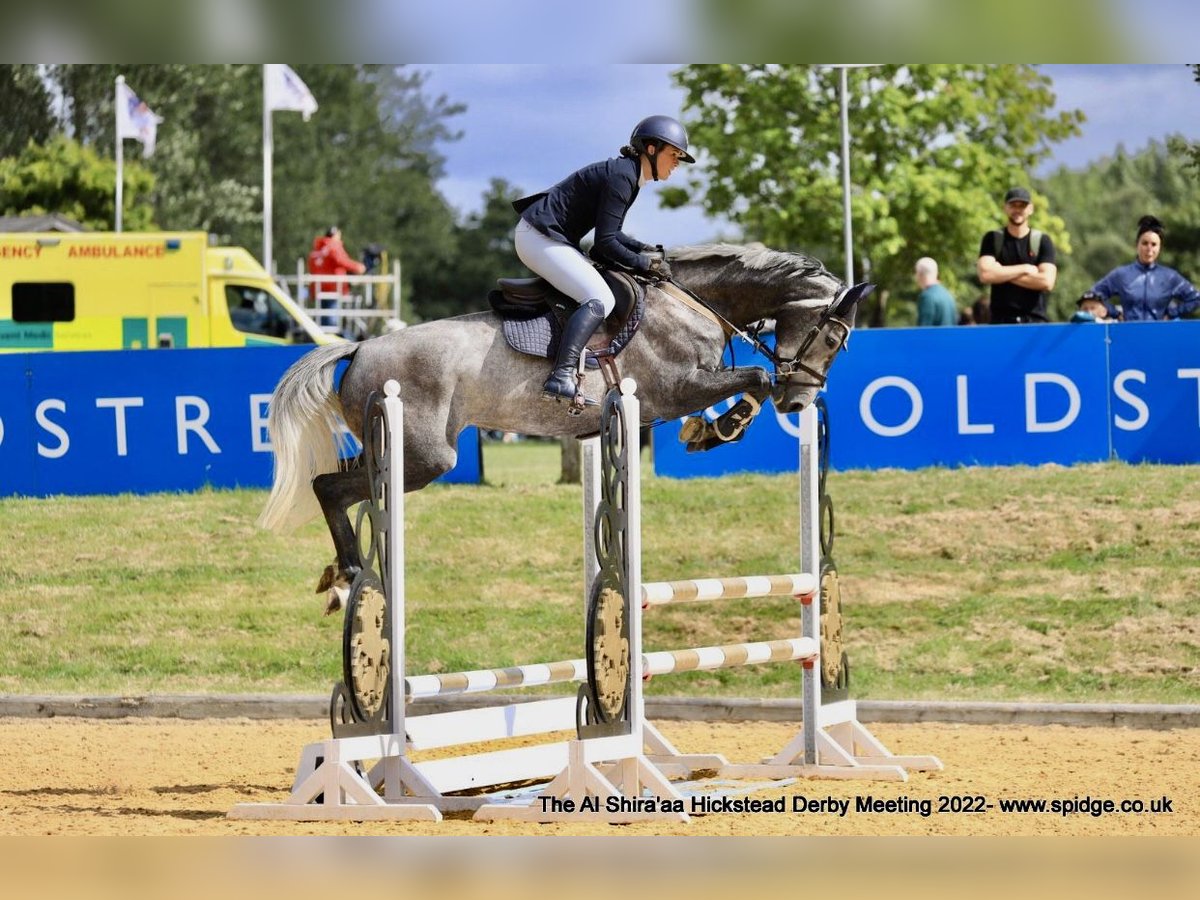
1 442 1197 704
482 437 564 486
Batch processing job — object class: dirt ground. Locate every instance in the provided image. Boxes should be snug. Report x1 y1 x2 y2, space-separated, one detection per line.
0 716 1196 836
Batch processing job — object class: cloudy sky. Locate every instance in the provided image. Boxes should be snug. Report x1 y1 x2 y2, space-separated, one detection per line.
420 64 1200 247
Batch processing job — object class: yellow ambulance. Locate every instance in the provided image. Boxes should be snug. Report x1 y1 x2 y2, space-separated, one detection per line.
0 231 337 351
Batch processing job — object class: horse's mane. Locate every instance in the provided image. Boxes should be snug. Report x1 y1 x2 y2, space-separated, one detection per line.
669 242 825 278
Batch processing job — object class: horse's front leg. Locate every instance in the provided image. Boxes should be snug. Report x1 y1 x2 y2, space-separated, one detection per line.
313 464 370 615
674 366 773 453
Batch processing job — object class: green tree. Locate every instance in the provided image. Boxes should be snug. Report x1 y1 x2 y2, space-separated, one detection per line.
5 65 464 322
413 178 530 320
1179 64 1200 180
269 66 464 321
42 64 282 240
0 134 155 231
666 64 1083 324
0 65 56 158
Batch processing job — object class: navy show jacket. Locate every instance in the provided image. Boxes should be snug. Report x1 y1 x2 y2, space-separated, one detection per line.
514 155 650 272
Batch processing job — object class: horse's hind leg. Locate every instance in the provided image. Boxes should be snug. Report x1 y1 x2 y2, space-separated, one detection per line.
313 464 370 613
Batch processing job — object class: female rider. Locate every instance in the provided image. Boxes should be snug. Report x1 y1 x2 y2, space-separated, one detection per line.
1090 215 1200 321
513 115 695 407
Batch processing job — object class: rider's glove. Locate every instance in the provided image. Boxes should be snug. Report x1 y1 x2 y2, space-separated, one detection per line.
646 257 673 281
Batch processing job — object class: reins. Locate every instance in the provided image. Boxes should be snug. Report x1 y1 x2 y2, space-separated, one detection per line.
653 276 853 390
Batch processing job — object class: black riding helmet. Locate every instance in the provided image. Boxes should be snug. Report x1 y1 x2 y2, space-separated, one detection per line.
630 115 696 181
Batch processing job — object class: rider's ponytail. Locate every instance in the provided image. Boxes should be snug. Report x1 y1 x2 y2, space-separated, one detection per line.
619 144 639 159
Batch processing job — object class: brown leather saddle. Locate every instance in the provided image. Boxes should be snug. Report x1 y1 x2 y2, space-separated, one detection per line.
487 268 646 368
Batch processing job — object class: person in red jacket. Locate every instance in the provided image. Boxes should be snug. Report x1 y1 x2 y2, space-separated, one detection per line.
307 226 365 296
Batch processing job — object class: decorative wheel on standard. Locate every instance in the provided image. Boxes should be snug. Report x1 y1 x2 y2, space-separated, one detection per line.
588 585 630 721
819 562 850 695
341 572 391 723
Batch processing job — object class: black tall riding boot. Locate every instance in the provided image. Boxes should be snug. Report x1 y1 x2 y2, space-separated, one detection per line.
542 298 606 405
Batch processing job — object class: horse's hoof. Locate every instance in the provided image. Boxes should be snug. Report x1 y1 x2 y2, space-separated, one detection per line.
679 417 707 443
324 582 350 616
318 563 354 616
686 435 724 454
315 564 337 594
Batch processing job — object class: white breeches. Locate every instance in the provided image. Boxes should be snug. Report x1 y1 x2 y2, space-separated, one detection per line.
514 219 616 316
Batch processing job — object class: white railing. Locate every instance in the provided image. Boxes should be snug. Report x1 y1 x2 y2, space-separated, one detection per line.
275 259 403 341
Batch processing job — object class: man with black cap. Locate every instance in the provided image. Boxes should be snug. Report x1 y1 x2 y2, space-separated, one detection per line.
976 187 1058 323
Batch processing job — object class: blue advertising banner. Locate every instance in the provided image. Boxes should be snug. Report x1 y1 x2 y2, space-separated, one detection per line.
0 347 481 497
1107 322 1200 465
653 322 1200 477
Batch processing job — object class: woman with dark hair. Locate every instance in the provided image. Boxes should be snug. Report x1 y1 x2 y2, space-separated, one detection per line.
1089 215 1200 321
512 115 695 408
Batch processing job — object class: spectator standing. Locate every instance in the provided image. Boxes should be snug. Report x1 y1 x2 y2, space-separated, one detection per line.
976 187 1057 323
913 257 958 326
307 226 366 297
1089 215 1200 321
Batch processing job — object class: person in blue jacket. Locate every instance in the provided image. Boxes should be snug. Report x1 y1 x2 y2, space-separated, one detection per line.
513 115 695 408
1090 215 1200 321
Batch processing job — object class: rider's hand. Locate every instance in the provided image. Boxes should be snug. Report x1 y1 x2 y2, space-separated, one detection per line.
647 257 673 281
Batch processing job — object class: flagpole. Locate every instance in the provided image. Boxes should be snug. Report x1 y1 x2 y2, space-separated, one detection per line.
263 65 273 273
839 65 852 286
115 75 124 233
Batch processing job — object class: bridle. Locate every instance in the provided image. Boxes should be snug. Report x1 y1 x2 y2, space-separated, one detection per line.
764 288 855 391
665 278 855 392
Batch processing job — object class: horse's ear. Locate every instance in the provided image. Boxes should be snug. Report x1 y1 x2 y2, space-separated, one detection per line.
836 282 875 317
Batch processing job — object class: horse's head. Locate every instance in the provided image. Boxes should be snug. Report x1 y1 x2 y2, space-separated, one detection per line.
668 243 873 413
770 280 873 413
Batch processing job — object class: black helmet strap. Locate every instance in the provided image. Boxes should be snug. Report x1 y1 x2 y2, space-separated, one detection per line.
644 141 662 182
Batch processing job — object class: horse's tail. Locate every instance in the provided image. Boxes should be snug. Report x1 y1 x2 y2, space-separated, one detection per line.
257 342 359 533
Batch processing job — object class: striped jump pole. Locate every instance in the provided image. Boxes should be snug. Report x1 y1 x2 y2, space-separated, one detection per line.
642 637 816 675
404 636 820 700
641 573 817 606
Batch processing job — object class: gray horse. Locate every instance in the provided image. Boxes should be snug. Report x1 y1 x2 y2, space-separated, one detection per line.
258 242 868 602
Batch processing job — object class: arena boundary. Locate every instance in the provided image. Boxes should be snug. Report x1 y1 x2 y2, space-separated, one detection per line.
7 695 1198 730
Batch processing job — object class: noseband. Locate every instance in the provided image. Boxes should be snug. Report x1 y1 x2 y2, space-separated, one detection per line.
769 296 854 391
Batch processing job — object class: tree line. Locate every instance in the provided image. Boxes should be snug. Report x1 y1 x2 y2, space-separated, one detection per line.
668 64 1200 325
3 64 1198 326
0 64 526 323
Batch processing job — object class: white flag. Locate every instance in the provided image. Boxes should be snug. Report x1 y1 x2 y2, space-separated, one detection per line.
265 64 318 121
116 81 163 157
